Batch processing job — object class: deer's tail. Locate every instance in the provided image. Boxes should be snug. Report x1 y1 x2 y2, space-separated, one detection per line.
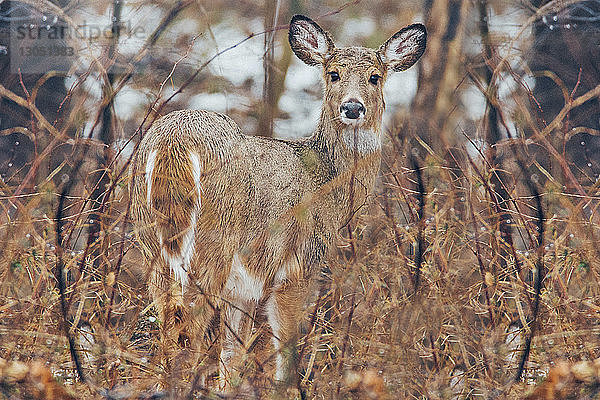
145 145 202 289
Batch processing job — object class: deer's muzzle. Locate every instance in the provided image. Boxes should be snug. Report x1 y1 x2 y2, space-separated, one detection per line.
340 99 365 121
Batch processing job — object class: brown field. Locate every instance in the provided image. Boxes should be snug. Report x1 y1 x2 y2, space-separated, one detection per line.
1 0 599 398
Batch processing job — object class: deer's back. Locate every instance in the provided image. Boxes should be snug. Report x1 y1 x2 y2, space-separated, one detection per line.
131 109 330 285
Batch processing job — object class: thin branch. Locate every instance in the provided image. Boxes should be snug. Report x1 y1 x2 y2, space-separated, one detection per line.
411 156 426 294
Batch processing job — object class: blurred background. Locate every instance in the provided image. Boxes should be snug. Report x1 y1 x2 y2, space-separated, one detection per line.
0 0 599 398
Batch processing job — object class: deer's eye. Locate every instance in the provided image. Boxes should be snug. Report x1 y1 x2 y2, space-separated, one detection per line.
328 71 340 82
369 74 381 85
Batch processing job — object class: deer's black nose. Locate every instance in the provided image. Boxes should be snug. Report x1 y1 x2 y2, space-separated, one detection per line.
340 99 365 119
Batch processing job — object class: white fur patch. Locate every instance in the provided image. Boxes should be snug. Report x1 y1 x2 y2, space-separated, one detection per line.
145 150 157 208
268 262 289 380
157 151 202 292
189 152 203 206
295 21 329 56
219 303 244 388
160 210 197 291
385 29 425 61
340 115 365 126
265 295 284 381
219 252 262 388
342 129 382 155
224 253 264 303
274 267 287 285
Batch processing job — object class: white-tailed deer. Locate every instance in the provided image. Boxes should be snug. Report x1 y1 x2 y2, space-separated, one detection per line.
130 14 426 390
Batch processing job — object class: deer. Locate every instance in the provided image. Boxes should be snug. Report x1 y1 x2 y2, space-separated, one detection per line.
130 14 426 391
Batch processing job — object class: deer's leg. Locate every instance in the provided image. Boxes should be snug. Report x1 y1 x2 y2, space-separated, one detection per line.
265 280 306 384
217 252 264 388
150 260 219 391
178 290 220 388
218 300 247 389
148 262 185 388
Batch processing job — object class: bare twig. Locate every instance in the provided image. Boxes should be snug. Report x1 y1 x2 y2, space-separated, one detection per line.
411 156 426 293
55 191 86 383
514 162 545 382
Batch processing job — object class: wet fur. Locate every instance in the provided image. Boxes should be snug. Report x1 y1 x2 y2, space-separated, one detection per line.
130 14 426 390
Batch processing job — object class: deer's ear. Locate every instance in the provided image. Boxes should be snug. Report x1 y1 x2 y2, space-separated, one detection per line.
378 24 427 72
289 15 335 66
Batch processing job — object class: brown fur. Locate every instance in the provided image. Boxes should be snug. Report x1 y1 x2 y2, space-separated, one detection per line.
130 15 426 391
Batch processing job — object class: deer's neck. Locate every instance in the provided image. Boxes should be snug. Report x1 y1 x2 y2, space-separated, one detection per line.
310 111 382 168
300 112 382 224
340 128 382 156
301 112 382 203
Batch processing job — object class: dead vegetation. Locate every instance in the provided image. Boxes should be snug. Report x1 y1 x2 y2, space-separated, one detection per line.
0 0 599 399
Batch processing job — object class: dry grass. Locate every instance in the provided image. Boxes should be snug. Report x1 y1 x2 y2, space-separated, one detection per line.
1 134 598 399
1 1 600 399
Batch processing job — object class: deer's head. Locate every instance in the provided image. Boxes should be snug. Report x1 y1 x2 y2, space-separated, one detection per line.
289 15 426 133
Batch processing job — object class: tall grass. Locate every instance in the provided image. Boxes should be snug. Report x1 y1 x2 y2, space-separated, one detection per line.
1 0 599 398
